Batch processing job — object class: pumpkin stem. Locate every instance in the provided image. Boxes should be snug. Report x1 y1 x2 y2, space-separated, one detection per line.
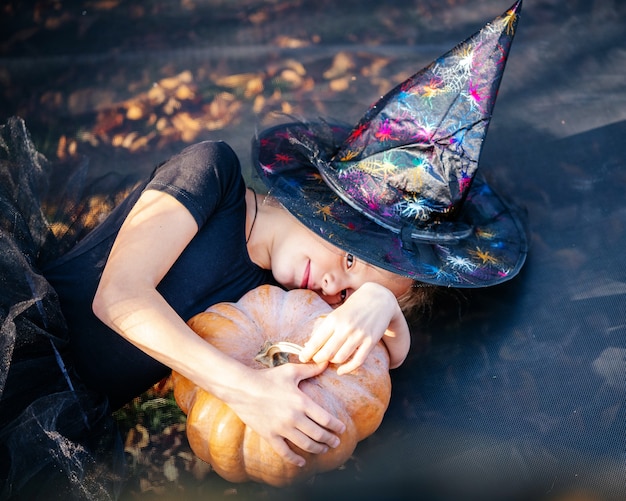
255 341 304 368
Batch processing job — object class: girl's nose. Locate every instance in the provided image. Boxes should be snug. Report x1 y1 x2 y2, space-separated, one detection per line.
321 273 350 305
321 273 341 296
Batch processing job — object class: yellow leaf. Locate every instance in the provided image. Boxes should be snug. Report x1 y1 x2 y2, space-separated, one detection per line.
175 84 195 100
156 117 169 131
128 133 154 152
252 95 265 114
215 73 260 89
124 423 149 457
283 59 307 75
163 97 181 115
278 69 303 88
112 134 125 147
121 132 139 148
172 112 202 142
244 76 264 98
148 85 167 105
323 52 355 80
159 71 192 90
329 76 351 92
274 36 309 48
126 103 144 120
56 135 67 160
49 222 70 238
163 456 179 482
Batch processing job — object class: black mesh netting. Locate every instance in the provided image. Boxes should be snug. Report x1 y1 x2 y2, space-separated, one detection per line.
0 117 125 500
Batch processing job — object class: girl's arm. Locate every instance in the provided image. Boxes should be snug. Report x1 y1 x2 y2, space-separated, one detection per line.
92 189 344 466
299 282 411 374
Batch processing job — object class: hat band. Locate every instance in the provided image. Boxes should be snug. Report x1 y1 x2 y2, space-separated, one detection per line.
401 221 474 246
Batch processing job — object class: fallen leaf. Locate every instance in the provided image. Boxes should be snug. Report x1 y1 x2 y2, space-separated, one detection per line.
124 424 150 457
323 52 356 80
93 109 124 136
252 95 265 114
44 13 73 30
148 85 167 105
214 73 260 89
329 76 351 92
126 103 145 120
274 35 310 48
247 11 268 25
361 57 390 78
128 132 154 152
244 76 264 98
162 96 181 115
56 135 67 160
278 68 304 88
175 84 195 100
121 131 139 148
163 456 179 482
111 134 125 147
159 70 193 90
91 0 122 10
155 117 169 131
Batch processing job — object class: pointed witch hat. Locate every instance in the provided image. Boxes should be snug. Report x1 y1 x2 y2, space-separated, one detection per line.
253 1 528 287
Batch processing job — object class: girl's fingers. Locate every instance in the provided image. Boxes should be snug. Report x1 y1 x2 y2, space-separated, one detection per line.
299 318 333 362
271 416 342 467
329 336 362 365
311 336 342 364
294 419 340 452
336 344 369 375
291 359 327 381
289 363 346 436
268 436 307 467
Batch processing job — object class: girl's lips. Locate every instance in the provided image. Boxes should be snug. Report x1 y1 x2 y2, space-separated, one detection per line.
300 260 310 289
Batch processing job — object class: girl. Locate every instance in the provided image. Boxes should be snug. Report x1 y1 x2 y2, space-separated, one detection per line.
0 2 526 498
45 138 421 468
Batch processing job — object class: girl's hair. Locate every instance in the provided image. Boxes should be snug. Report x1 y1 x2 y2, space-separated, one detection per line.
397 281 436 322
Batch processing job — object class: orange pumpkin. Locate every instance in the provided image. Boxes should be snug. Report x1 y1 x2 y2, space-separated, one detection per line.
171 284 391 487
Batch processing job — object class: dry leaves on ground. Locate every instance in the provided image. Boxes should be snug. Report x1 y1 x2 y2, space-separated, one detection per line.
114 377 215 497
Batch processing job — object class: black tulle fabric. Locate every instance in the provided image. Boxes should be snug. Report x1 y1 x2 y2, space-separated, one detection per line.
0 117 125 500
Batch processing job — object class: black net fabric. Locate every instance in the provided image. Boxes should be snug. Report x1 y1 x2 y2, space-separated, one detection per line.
0 117 125 500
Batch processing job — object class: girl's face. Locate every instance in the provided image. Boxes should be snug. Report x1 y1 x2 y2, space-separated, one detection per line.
270 217 412 306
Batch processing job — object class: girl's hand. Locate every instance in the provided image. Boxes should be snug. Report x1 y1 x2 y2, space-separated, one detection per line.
298 282 410 374
226 361 346 467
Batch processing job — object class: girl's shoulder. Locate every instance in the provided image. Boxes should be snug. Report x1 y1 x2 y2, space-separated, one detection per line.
150 140 241 186
145 140 245 227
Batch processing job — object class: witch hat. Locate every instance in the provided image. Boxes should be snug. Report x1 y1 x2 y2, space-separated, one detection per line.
253 1 527 287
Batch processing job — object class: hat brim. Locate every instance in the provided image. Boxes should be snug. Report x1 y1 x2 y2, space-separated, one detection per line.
252 122 528 287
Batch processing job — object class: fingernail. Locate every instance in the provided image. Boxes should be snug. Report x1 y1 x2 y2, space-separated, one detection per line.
296 458 306 468
330 437 340 448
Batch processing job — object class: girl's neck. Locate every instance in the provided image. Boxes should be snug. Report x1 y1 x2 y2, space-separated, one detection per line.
245 189 273 270
246 188 258 244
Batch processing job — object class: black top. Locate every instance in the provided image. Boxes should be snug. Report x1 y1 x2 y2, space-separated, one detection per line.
44 141 274 408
